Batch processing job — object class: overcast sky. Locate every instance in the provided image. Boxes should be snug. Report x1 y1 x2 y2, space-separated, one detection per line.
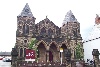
0 0 99 51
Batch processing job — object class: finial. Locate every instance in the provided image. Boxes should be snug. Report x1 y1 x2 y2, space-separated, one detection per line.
96 14 99 17
26 3 28 5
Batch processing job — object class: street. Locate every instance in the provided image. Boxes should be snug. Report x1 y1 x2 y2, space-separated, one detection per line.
0 60 11 67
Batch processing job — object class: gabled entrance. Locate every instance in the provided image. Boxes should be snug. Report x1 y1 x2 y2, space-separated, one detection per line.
49 42 58 62
37 42 46 62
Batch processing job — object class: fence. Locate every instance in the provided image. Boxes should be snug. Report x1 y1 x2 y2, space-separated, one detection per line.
17 61 67 67
16 60 87 67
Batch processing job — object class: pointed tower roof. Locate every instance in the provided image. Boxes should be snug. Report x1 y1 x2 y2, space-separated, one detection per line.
18 3 33 17
63 10 77 24
95 14 100 24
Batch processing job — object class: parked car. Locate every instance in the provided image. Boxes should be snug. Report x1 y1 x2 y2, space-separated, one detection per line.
3 57 11 62
0 56 3 60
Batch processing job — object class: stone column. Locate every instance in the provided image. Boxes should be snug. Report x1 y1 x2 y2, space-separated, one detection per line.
46 46 49 62
46 51 49 62
92 49 99 67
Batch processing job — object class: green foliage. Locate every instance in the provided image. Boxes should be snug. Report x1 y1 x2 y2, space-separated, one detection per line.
29 38 39 60
75 43 84 59
29 38 37 49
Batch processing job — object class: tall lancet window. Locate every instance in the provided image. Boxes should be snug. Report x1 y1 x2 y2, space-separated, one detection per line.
20 48 23 57
24 48 26 57
73 29 77 37
23 24 29 35
40 27 46 35
48 28 53 36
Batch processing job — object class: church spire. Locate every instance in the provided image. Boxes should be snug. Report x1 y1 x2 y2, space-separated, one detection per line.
18 3 33 17
63 10 77 24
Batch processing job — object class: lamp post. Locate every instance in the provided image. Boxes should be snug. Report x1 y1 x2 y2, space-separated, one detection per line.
60 48 63 64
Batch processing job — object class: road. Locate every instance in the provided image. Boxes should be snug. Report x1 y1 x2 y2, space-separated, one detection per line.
0 60 11 67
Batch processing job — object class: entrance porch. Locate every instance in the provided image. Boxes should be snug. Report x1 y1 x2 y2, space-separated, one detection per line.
37 42 60 63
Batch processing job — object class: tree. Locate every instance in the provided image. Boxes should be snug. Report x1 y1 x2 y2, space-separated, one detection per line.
29 38 37 50
75 43 84 60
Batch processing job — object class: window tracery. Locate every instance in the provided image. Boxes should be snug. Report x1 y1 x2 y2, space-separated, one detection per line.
48 28 53 36
40 27 46 34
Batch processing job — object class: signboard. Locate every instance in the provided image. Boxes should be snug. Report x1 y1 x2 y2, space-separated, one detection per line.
60 48 63 52
25 49 35 59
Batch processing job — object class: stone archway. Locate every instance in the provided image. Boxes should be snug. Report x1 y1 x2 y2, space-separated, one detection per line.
61 44 67 62
37 42 46 62
49 42 59 62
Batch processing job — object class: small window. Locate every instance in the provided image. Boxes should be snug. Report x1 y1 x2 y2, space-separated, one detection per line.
20 48 23 57
24 40 27 43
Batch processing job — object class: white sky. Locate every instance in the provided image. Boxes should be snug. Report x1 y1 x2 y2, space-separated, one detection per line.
0 0 99 52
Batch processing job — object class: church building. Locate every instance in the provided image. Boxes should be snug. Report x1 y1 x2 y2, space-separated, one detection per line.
14 3 83 63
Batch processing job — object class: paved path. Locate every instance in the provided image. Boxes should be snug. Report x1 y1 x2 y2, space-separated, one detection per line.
0 60 11 67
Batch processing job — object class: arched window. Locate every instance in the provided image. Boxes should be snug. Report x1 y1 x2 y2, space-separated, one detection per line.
48 28 53 36
78 28 80 33
23 24 29 35
24 48 26 57
20 48 23 57
40 27 46 34
73 30 77 37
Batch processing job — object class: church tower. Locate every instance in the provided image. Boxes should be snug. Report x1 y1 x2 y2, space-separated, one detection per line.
61 10 81 38
61 10 83 59
16 3 36 57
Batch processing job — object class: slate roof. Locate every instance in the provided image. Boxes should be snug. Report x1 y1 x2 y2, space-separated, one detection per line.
18 3 34 17
63 10 78 25
0 52 11 56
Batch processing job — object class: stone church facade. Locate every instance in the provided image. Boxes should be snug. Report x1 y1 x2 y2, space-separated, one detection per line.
14 3 83 63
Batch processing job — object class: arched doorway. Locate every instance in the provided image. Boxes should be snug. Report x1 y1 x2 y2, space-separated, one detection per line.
37 42 46 62
49 42 59 62
61 44 67 62
49 51 53 62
